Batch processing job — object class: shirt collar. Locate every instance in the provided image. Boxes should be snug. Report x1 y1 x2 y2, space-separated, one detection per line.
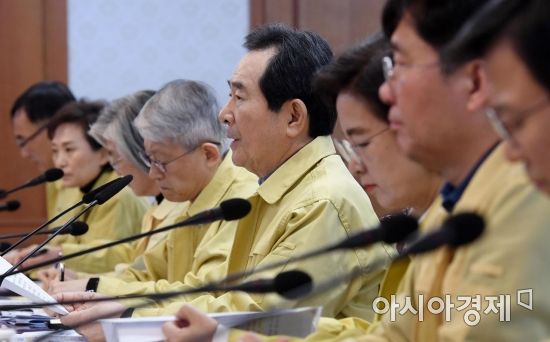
440 143 499 212
186 151 240 217
257 135 336 204
79 164 112 194
151 199 188 221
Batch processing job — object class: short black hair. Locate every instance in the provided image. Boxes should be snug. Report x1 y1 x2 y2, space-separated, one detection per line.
47 100 106 151
244 23 335 137
507 1 550 92
10 81 76 123
441 0 550 91
314 33 391 123
441 0 531 73
382 0 491 52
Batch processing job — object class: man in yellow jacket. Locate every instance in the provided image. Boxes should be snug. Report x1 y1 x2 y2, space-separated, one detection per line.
9 81 80 221
358 0 550 340
56 25 391 339
89 149 257 290
163 3 550 341
123 24 390 319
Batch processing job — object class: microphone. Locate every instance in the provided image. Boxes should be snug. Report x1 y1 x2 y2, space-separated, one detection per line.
204 270 313 300
0 176 132 283
183 198 252 225
307 212 486 300
0 175 126 256
221 214 418 285
0 168 64 199
0 243 11 253
399 212 485 258
0 270 313 310
1 197 251 278
0 200 21 212
325 214 418 251
0 222 88 240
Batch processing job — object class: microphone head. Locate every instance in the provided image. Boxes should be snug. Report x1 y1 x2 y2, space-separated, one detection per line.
219 198 252 221
68 221 89 236
44 168 64 182
0 242 11 252
3 200 21 212
82 178 119 204
94 175 133 204
379 214 419 243
273 270 313 300
444 212 485 247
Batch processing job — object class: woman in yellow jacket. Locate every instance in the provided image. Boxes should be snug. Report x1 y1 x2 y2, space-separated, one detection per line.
37 91 189 282
6 100 150 274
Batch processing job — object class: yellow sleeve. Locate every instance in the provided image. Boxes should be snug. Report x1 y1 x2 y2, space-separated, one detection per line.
224 317 370 342
59 187 150 273
61 239 138 274
360 167 550 341
96 238 170 293
96 212 237 296
221 258 410 342
132 200 388 318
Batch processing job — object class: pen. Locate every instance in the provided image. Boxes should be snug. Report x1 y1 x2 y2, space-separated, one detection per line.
58 262 65 282
31 248 49 257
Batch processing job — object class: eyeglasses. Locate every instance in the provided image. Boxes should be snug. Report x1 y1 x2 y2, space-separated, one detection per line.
139 141 220 174
349 127 390 154
334 139 361 164
15 123 48 148
382 56 440 82
485 98 550 142
335 128 389 172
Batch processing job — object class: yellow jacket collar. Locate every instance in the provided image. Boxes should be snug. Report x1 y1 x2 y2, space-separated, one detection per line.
152 199 187 221
187 151 239 217
258 135 336 204
85 169 118 194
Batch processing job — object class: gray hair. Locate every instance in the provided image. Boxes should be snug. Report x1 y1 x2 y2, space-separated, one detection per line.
134 79 228 153
89 90 155 172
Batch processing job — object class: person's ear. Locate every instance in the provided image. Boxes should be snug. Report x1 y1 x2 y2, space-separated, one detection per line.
97 148 110 167
464 60 491 112
199 142 222 167
282 99 309 138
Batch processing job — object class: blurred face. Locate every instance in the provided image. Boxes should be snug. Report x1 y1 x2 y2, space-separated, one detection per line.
378 13 470 175
219 48 291 178
485 40 550 193
51 123 109 188
103 140 158 196
12 110 54 171
143 139 211 202
337 91 440 214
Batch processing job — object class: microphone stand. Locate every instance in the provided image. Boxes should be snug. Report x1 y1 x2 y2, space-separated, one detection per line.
5 218 207 277
0 201 83 256
3 204 239 277
0 201 97 286
0 175 133 277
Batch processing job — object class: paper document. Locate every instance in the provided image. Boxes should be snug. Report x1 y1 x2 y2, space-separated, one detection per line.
101 306 322 342
0 256 68 315
11 330 85 341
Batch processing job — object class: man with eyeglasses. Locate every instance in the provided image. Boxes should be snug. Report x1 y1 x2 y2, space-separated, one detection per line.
356 0 550 340
52 25 389 341
10 81 79 219
128 23 386 320
47 79 259 327
442 0 550 196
